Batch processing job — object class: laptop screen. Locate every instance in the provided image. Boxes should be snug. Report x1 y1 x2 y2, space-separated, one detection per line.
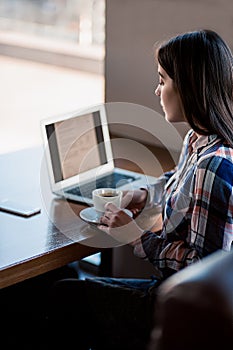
45 111 108 183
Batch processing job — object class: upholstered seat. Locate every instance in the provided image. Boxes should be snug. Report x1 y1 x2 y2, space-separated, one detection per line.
149 250 233 350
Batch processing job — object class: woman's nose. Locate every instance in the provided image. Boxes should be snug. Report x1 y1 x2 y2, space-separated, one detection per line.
154 85 160 96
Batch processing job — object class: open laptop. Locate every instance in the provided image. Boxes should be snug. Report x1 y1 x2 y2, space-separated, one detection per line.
40 104 158 205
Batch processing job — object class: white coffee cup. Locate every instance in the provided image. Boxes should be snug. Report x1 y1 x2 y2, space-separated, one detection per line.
92 188 123 215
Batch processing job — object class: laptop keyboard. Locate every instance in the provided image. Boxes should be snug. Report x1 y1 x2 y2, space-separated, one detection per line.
65 172 137 199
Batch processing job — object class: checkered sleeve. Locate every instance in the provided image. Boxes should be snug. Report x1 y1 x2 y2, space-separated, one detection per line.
133 155 233 273
191 156 233 255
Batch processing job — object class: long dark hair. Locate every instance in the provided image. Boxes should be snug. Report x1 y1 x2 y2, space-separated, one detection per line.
156 29 233 146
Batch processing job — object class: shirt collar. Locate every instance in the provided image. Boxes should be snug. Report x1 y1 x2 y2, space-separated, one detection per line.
188 131 219 154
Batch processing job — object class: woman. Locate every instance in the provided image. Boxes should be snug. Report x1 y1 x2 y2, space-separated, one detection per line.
48 29 233 350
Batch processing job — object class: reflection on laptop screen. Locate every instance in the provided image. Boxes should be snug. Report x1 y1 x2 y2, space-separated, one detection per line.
46 111 107 183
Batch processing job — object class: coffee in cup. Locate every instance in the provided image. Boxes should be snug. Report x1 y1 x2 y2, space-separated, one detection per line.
92 188 123 214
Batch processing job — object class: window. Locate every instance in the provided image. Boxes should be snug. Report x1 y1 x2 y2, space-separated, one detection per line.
0 0 105 153
0 0 105 73
0 0 105 46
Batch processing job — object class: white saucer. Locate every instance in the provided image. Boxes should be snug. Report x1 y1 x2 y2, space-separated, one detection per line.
79 207 133 224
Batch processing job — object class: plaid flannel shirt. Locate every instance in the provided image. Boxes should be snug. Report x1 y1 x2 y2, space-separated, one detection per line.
133 129 233 274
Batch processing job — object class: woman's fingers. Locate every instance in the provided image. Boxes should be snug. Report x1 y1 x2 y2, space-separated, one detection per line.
99 202 133 228
104 202 118 212
97 199 144 243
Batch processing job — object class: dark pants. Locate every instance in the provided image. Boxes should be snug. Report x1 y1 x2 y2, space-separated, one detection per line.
0 265 78 350
47 277 159 350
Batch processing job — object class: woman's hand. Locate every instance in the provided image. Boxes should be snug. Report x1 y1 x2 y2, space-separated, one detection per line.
121 189 148 217
98 202 144 244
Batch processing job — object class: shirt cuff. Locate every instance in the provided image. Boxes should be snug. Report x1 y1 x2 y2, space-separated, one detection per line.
140 186 154 209
141 177 166 209
131 232 147 258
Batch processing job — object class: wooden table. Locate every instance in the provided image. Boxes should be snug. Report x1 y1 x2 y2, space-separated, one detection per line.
0 146 115 289
0 144 173 289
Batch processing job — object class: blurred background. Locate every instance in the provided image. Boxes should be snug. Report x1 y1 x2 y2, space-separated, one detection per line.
0 0 105 154
0 0 105 47
1 0 233 156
